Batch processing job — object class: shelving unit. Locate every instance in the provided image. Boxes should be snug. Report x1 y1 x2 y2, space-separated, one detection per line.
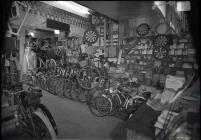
121 34 198 86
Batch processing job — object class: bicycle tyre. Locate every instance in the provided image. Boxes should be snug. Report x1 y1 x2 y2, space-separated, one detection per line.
46 76 53 92
37 104 58 135
77 89 88 103
55 78 64 97
40 75 47 90
33 111 56 139
70 79 80 101
49 77 56 95
52 78 59 95
63 79 73 98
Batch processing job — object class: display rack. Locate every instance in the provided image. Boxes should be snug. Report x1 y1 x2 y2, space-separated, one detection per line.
121 34 197 86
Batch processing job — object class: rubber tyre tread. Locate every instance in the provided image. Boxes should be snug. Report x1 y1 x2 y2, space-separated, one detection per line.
33 111 56 139
37 104 58 135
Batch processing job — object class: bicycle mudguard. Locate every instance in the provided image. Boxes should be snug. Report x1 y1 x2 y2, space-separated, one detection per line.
37 104 58 135
33 111 57 139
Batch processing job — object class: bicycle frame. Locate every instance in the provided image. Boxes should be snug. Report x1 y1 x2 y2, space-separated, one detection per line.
5 90 38 137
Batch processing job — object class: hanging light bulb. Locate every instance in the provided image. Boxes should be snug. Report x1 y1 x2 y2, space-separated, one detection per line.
54 30 60 34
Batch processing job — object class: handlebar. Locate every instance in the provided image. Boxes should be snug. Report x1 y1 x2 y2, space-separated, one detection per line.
3 89 25 96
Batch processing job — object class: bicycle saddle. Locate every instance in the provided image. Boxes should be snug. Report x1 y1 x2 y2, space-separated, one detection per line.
141 91 152 99
30 88 42 96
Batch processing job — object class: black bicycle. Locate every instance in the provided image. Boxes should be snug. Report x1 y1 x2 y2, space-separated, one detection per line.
88 78 152 118
2 84 58 139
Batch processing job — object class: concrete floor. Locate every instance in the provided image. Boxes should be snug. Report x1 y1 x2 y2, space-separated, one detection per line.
41 90 124 139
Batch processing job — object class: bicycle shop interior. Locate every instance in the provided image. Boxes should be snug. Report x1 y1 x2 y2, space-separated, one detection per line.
1 1 200 140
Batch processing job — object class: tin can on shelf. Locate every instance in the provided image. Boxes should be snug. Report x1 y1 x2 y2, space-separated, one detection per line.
145 70 153 86
138 72 146 84
159 74 166 88
153 73 160 87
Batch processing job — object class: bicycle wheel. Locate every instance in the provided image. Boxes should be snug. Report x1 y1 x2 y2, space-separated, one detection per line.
48 77 56 95
46 76 53 92
17 119 34 140
70 79 80 101
36 104 58 135
86 87 103 104
32 111 56 139
77 66 101 90
40 75 47 90
64 67 71 79
63 79 73 98
55 78 64 97
52 78 59 95
77 88 88 103
34 75 41 88
46 59 57 74
88 94 112 117
43 75 49 91
110 94 123 115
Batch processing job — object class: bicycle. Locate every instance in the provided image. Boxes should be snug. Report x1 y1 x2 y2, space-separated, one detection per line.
76 54 102 90
2 84 57 139
88 78 152 118
63 63 88 102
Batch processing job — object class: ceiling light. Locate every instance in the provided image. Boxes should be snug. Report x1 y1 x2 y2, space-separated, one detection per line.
54 30 60 34
41 1 91 18
177 1 191 11
29 31 34 37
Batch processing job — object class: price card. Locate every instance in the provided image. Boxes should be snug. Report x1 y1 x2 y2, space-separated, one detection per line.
170 50 174 55
173 43 177 49
188 49 196 54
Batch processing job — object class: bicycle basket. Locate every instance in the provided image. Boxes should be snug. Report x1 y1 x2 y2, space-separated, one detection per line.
24 93 41 107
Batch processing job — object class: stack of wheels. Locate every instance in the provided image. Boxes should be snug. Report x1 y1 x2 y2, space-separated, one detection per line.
47 76 58 95
46 76 52 92
52 76 61 96
70 79 80 101
77 88 88 103
33 75 41 88
62 79 73 98
55 78 65 97
40 73 49 91
88 88 113 117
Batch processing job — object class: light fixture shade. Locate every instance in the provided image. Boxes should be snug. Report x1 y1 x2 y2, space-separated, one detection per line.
41 1 91 18
177 1 191 11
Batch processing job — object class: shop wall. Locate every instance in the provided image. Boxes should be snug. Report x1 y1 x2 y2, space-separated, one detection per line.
69 24 86 37
117 14 197 87
8 1 91 79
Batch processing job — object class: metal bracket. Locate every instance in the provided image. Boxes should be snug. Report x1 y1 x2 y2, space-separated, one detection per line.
8 1 32 36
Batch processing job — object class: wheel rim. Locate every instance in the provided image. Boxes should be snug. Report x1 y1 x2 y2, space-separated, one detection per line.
89 95 112 116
